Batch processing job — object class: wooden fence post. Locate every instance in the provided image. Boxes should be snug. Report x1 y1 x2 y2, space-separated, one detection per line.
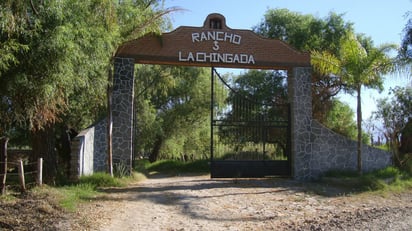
17 159 26 193
1 137 9 195
37 158 43 186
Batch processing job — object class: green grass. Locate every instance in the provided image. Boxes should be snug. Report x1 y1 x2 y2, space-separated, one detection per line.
3 159 208 212
78 172 126 188
370 166 401 178
55 172 131 211
133 159 151 173
135 159 210 175
56 184 96 211
322 166 412 193
30 172 131 212
375 144 390 151
323 169 361 178
54 160 209 211
2 160 209 213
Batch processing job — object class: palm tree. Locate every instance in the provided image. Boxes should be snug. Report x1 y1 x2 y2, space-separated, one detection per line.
312 32 396 175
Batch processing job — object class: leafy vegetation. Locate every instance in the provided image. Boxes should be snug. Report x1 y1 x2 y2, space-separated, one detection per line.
312 32 396 174
78 172 126 188
134 66 221 162
214 70 289 160
0 0 173 183
374 87 412 171
136 159 210 175
322 166 412 192
33 172 130 211
324 99 358 140
254 9 397 174
400 11 412 65
0 2 410 190
55 184 97 212
253 9 353 124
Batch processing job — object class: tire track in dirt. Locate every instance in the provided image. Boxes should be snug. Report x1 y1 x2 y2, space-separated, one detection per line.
79 174 412 231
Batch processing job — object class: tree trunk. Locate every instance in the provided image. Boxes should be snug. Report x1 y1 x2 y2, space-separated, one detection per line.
391 133 402 168
356 85 362 175
1 137 9 195
107 64 113 176
149 136 163 163
31 124 57 185
399 120 412 156
56 125 75 178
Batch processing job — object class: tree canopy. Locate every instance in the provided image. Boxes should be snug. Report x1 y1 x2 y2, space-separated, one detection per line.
1 3 406 181
312 31 396 174
375 87 412 168
0 0 172 182
324 99 357 139
134 65 215 162
253 8 354 124
215 70 289 159
255 8 396 174
400 12 412 61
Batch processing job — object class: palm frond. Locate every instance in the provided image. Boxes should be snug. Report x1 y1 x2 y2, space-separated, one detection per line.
311 50 341 75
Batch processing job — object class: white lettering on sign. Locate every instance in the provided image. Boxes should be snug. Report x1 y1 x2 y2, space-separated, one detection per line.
179 51 255 64
179 30 256 65
191 31 241 44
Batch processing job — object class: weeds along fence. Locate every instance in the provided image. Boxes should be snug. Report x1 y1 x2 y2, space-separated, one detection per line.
1 158 43 194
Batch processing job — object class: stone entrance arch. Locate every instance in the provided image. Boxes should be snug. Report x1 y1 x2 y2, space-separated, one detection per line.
112 13 311 178
107 13 390 180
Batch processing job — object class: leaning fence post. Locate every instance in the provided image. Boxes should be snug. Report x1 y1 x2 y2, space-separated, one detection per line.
17 159 26 193
37 158 43 186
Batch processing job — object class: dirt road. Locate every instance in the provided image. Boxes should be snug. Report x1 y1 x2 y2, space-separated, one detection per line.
79 174 412 231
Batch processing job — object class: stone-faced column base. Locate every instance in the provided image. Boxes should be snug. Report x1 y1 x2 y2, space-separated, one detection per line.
112 57 135 174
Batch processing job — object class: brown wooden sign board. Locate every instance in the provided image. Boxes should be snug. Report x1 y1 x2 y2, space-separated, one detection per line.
116 13 310 69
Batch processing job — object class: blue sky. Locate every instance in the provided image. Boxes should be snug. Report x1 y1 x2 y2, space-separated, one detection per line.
163 0 411 127
165 0 409 46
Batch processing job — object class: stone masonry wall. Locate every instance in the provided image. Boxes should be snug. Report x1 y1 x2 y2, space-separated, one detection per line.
290 67 392 180
310 120 392 178
111 57 135 172
290 67 313 179
93 119 107 172
70 64 392 180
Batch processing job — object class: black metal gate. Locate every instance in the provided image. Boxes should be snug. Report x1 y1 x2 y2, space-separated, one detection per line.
210 68 291 178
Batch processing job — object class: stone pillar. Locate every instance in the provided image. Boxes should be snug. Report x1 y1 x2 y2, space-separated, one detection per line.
289 67 312 180
112 57 135 173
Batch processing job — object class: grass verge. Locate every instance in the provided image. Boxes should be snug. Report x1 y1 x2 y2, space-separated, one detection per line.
29 172 137 212
2 159 207 213
135 159 210 176
322 166 412 193
51 160 209 211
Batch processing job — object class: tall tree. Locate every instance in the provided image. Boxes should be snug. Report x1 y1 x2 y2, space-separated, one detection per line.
0 0 173 182
105 0 177 175
374 87 412 168
253 8 353 124
135 66 213 162
400 12 412 63
312 32 396 174
0 1 29 77
324 99 357 139
1 0 78 182
399 11 412 84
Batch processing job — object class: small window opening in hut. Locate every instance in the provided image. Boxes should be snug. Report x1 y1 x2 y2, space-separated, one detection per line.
210 18 222 29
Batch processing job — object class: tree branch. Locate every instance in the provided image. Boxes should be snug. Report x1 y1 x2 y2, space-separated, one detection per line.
30 0 39 15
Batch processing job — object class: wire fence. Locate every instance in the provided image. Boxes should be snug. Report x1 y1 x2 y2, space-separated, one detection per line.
1 158 43 194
